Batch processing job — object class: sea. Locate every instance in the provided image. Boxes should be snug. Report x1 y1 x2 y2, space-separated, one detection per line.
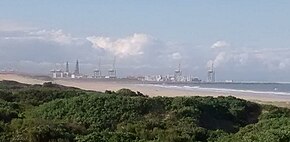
141 82 290 96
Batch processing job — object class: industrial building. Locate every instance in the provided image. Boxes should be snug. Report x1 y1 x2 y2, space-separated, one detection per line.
139 63 201 83
51 60 82 79
49 58 207 82
105 57 117 79
93 58 102 78
50 69 64 78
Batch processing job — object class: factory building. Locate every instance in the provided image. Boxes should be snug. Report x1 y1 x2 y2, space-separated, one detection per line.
93 59 103 79
93 69 102 78
51 60 82 79
50 69 64 78
105 57 117 79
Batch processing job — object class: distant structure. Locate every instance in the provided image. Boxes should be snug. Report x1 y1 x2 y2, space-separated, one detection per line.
94 58 102 78
50 69 63 78
207 62 215 82
48 58 203 82
0 68 15 74
139 60 202 82
65 61 69 73
50 60 84 79
74 60 80 75
174 63 182 82
64 61 70 77
107 57 117 79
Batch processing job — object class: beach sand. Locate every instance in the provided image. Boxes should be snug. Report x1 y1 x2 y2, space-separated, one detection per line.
1 74 290 107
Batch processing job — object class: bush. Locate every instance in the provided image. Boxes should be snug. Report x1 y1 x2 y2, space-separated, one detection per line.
0 80 289 142
116 89 147 97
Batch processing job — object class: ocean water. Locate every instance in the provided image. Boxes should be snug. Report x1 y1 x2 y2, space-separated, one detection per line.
143 83 290 96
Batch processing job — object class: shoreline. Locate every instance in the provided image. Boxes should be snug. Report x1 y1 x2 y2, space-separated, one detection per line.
1 74 290 107
52 78 290 103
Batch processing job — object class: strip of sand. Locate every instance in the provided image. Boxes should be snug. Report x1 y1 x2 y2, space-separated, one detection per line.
1 74 290 107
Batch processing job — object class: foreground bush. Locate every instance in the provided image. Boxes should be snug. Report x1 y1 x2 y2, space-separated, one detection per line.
0 81 290 142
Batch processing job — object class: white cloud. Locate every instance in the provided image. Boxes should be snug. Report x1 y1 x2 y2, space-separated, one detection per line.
0 26 80 45
0 21 36 32
209 47 290 72
87 33 151 58
171 52 182 60
207 52 228 68
28 29 76 45
213 52 227 67
237 53 249 65
211 40 230 49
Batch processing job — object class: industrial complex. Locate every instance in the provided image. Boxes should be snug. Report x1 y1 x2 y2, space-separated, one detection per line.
49 59 216 83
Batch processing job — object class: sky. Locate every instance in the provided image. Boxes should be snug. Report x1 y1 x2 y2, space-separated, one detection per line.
1 0 290 81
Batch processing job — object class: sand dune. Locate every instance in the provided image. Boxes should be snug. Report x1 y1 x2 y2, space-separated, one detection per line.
1 74 290 104
0 74 46 85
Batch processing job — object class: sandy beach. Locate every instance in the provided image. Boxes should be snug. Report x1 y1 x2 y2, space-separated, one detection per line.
1 74 290 107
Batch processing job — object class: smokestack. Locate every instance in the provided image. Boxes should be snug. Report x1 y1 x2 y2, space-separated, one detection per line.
74 60 80 75
65 61 69 73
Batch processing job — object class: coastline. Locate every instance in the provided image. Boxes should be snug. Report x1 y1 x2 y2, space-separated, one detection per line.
1 74 290 107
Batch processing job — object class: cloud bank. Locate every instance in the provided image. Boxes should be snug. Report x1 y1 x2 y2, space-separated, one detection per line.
1 24 290 81
87 33 151 58
211 40 230 49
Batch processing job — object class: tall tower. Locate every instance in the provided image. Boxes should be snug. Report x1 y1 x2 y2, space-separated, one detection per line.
74 60 80 75
63 61 70 78
207 62 215 82
65 61 69 73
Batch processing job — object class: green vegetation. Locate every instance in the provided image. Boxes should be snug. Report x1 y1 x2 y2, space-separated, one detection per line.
0 80 290 141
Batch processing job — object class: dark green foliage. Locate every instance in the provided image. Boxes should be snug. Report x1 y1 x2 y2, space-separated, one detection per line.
9 119 76 142
0 100 20 122
0 90 16 102
195 96 261 132
0 80 290 142
116 88 137 96
42 82 57 88
13 88 86 106
31 94 262 141
114 88 148 97
0 81 86 106
0 80 30 89
33 94 150 131
42 82 80 90
105 90 114 94
217 117 290 142
0 121 9 142
260 105 290 119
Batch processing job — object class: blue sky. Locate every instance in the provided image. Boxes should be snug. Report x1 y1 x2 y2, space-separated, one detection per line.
2 1 290 42
1 1 290 81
